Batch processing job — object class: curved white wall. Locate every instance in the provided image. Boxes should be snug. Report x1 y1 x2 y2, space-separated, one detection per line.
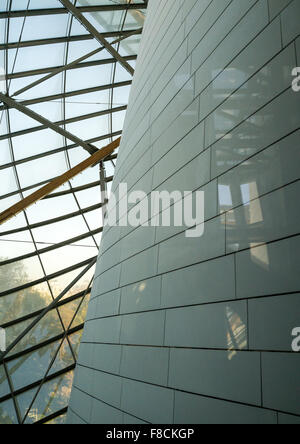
68 0 300 424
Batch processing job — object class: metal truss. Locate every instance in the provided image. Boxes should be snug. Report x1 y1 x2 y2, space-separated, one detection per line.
58 0 135 75
7 55 137 80
0 29 141 50
0 95 126 144
0 80 132 110
0 3 147 19
0 136 120 225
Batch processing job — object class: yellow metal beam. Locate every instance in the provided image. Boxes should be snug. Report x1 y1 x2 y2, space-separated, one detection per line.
0 138 120 226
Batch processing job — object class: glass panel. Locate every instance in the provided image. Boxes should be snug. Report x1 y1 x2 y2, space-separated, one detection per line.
45 413 67 424
59 293 90 329
6 309 64 357
0 282 52 325
16 371 74 423
7 339 75 392
0 365 10 399
0 399 18 424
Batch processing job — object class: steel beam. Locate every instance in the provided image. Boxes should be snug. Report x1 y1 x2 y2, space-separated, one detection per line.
0 3 146 19
10 29 141 98
1 289 91 330
7 55 137 80
0 203 103 236
0 256 97 299
59 0 135 76
0 258 96 361
0 227 102 266
0 104 127 141
0 80 131 110
0 29 140 50
0 93 100 154
0 136 120 226
0 130 120 173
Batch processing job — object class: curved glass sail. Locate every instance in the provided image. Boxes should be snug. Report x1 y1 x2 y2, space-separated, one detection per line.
0 0 146 424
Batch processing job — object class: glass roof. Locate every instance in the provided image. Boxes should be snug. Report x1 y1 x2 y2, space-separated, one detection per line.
0 0 146 424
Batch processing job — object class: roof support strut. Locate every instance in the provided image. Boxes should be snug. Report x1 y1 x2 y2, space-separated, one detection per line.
10 28 141 98
0 93 99 154
0 135 120 226
59 0 135 76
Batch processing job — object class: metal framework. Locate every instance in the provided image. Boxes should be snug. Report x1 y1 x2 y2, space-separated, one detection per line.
0 0 147 425
0 137 120 225
0 3 147 19
59 0 135 75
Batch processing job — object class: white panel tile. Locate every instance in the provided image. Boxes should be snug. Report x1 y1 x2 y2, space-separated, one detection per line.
158 215 225 274
95 289 121 318
206 44 296 148
218 130 300 213
174 391 277 424
211 88 300 178
169 348 261 405
154 146 210 196
90 398 123 424
199 18 282 121
155 179 218 243
236 236 300 299
120 311 165 346
120 226 156 262
92 371 122 408
94 264 121 295
121 379 174 424
161 254 235 308
68 388 92 424
92 344 122 374
249 294 300 351
88 317 121 344
278 413 300 425
152 97 199 165
120 276 161 314
184 0 211 34
120 346 169 385
281 0 300 46
194 0 268 94
151 78 195 144
188 0 232 56
120 246 158 287
262 353 300 415
153 122 205 189
123 414 147 425
165 300 248 349
268 0 292 19
226 181 300 253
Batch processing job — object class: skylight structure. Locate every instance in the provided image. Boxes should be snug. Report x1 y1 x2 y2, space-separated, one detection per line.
0 0 146 425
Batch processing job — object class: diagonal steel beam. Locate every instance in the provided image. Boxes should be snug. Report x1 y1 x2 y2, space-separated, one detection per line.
0 258 97 363
59 0 135 76
11 29 141 98
0 93 99 155
7 55 137 80
0 29 140 50
0 136 120 226
0 3 147 19
0 80 131 110
0 130 120 173
0 104 127 141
